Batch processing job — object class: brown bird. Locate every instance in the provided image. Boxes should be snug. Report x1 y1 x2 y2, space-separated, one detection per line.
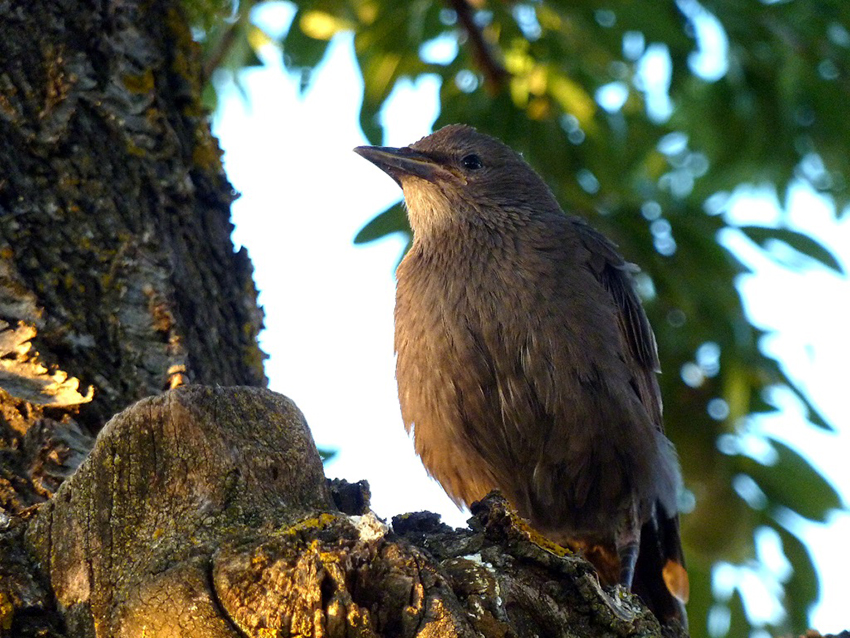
354 124 689 627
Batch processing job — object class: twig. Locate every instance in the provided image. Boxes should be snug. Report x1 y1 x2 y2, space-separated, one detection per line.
446 0 510 92
202 21 240 85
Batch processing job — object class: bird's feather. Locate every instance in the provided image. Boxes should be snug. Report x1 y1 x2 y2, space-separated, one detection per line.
362 124 688 629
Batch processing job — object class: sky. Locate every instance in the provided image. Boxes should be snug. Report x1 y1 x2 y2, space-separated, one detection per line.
211 8 850 634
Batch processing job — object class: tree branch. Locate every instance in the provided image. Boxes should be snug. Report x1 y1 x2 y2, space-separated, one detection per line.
446 0 510 92
7 386 685 637
202 21 240 85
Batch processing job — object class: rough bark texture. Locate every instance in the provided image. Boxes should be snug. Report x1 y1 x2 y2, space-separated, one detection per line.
0 0 266 512
22 386 331 637
2 385 686 638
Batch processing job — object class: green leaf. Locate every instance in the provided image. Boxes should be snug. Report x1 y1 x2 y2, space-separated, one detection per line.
354 202 409 244
318 447 337 463
738 438 842 522
726 589 751 638
202 79 219 112
778 374 837 433
775 526 819 633
281 9 333 79
738 225 844 274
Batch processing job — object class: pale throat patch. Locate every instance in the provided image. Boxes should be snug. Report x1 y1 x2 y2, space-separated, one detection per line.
401 177 464 236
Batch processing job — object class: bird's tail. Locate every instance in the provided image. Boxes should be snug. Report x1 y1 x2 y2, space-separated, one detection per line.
632 508 689 631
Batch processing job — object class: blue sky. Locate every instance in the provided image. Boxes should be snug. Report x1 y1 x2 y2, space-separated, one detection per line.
212 13 850 634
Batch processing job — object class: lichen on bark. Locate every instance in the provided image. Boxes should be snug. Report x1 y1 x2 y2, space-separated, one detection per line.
10 385 683 638
0 0 267 515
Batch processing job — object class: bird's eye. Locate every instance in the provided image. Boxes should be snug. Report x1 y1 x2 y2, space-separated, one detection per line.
461 154 483 170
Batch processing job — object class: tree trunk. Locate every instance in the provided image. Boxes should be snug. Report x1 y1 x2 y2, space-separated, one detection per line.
0 2 690 637
0 0 266 511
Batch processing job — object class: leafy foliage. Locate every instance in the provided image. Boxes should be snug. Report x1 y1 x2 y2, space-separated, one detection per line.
191 0 849 635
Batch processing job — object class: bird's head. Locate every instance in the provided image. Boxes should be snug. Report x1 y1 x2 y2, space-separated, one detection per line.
354 125 561 238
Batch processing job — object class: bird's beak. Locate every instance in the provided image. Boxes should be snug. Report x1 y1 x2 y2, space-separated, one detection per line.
354 145 452 187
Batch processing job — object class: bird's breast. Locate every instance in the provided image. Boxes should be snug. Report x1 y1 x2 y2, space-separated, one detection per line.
394 234 668 538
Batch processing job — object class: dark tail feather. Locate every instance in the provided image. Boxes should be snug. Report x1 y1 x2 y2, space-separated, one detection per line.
632 507 689 631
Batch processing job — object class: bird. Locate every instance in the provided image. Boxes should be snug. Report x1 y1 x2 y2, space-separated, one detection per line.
354 124 689 627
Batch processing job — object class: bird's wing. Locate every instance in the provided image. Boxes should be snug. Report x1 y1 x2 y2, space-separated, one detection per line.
572 217 689 626
570 217 664 428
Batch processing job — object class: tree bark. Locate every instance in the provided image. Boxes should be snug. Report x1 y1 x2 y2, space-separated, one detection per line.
3 385 682 638
0 0 266 512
